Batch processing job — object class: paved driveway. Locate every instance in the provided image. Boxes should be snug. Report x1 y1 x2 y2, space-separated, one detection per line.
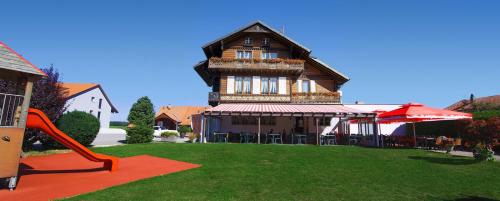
91 128 126 147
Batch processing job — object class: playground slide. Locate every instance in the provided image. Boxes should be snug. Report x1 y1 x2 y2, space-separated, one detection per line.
25 108 118 171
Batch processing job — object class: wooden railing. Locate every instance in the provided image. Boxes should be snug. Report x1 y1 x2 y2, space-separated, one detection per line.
208 57 304 71
291 92 341 103
209 92 290 103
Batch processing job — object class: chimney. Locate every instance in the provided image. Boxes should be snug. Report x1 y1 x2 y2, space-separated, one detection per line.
281 25 285 34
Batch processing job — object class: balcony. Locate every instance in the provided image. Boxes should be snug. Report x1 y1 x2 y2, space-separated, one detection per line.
291 92 341 104
209 92 291 104
208 57 304 74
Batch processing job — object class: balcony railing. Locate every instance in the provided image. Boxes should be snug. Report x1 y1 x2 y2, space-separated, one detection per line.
291 92 341 104
209 92 290 103
208 57 304 72
0 93 24 127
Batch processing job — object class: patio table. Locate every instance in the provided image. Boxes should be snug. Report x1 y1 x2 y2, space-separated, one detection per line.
323 134 336 145
240 133 253 143
213 132 228 143
295 134 307 144
268 134 281 144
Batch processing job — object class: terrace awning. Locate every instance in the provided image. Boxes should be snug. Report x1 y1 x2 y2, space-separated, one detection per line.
204 104 375 117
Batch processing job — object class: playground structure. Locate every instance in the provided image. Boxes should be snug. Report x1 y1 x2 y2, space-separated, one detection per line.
0 42 118 191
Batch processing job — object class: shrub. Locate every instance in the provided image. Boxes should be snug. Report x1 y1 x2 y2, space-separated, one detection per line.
177 125 192 134
126 124 154 144
472 144 494 161
160 131 179 138
42 111 100 148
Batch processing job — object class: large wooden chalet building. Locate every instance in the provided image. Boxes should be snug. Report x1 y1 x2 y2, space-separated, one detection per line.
195 21 377 145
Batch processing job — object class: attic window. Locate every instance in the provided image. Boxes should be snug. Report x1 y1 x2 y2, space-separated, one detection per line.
244 37 252 46
262 38 270 46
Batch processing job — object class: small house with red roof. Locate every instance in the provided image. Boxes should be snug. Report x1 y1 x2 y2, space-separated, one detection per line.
60 83 118 128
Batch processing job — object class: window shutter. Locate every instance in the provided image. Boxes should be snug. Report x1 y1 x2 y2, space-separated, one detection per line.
252 76 260 94
278 77 287 95
227 76 235 94
297 80 302 92
310 80 316 93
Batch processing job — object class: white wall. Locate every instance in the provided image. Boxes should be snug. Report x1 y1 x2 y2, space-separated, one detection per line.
65 87 113 128
344 104 407 136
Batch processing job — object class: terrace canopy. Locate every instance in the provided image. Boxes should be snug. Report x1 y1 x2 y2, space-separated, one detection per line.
377 103 473 146
201 104 376 144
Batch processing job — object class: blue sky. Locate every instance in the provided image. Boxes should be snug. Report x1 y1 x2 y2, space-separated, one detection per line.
1 0 499 121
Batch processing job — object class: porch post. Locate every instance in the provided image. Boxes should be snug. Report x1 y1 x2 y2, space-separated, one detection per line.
200 114 205 143
257 116 261 144
207 116 211 143
373 117 379 147
316 118 319 145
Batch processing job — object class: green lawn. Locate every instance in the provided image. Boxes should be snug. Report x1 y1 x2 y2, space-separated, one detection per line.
65 144 500 201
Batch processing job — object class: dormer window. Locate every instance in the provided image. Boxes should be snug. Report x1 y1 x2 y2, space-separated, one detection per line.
262 38 270 46
244 37 252 46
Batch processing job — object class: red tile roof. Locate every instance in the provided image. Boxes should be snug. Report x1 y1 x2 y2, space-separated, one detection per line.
59 83 118 113
156 106 210 126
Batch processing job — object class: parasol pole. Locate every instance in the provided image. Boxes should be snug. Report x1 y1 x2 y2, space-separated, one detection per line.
413 122 417 148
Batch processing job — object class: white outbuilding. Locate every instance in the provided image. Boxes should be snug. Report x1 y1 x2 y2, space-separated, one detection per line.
60 83 118 128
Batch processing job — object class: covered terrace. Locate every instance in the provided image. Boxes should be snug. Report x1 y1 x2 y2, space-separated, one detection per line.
200 104 378 146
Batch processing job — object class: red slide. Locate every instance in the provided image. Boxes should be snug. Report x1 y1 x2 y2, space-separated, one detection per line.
26 108 119 171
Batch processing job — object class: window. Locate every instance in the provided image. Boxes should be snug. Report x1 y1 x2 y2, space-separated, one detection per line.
98 98 102 109
269 78 277 94
89 110 93 115
91 97 95 102
261 77 269 94
236 51 252 59
243 77 251 94
261 77 278 94
301 80 310 93
262 38 270 46
261 52 278 60
244 37 252 46
97 111 101 120
235 76 252 94
235 77 243 94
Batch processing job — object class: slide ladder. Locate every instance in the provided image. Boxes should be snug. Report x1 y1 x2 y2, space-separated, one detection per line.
26 108 118 171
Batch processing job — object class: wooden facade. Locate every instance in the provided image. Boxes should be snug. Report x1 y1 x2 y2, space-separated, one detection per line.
194 21 349 106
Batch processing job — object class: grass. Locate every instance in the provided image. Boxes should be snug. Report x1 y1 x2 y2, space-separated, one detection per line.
63 144 500 201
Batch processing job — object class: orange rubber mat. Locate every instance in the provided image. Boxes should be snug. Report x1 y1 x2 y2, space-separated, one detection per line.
0 152 200 201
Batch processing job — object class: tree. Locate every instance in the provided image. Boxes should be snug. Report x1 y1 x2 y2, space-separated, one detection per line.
126 96 154 143
127 96 155 127
0 65 67 150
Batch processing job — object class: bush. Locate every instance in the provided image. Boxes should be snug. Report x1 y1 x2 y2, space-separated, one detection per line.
472 144 494 161
177 125 192 134
160 131 179 138
42 111 100 148
126 125 154 144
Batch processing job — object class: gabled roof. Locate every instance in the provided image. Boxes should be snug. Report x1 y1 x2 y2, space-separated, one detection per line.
60 82 118 113
195 20 350 86
0 41 46 77
308 57 349 84
202 20 311 56
156 106 210 126
446 95 500 111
